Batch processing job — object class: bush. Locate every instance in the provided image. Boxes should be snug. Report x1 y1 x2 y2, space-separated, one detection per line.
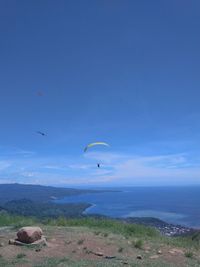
134 239 143 249
118 247 124 253
185 251 193 258
16 253 26 259
77 239 84 245
0 212 36 228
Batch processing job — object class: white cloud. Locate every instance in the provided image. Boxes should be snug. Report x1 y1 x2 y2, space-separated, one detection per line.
97 152 200 185
0 147 35 157
0 161 11 170
68 164 92 170
43 165 66 170
0 149 200 186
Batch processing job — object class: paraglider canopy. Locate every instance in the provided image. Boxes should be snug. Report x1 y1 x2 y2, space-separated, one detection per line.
84 142 110 152
84 142 110 169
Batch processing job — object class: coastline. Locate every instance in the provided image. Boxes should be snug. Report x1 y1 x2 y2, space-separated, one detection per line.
80 204 196 237
82 203 97 214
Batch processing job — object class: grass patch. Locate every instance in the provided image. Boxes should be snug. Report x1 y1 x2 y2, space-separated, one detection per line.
34 257 72 267
94 231 101 235
185 251 194 258
118 247 124 253
162 234 200 250
16 253 26 259
134 239 143 249
77 239 84 245
46 217 158 239
0 212 37 228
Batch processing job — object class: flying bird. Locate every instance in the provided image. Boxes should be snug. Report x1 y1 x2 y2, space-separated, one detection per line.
37 91 44 96
36 131 47 136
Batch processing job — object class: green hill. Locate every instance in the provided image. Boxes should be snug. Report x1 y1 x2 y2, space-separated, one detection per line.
0 183 98 204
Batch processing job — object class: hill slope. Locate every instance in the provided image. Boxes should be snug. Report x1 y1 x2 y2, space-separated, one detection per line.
0 183 97 203
0 215 200 267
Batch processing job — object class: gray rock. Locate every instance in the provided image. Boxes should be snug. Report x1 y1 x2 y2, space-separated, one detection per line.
15 237 46 246
105 255 116 259
94 251 104 256
8 239 15 245
150 255 159 259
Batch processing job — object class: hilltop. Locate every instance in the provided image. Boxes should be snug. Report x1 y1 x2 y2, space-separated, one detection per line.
0 214 200 267
0 184 99 204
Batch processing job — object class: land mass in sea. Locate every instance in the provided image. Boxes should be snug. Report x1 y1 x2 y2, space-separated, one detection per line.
0 183 196 237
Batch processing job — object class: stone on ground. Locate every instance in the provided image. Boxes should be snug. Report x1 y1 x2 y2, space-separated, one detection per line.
17 227 43 244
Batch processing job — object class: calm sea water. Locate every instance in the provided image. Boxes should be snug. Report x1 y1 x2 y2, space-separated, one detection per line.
56 187 200 228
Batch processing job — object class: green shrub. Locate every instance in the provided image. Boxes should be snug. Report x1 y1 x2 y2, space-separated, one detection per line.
134 239 143 249
77 239 84 245
16 253 26 259
45 217 158 239
185 251 193 258
118 247 124 253
0 213 36 228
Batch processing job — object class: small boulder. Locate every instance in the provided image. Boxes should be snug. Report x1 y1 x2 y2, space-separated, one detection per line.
150 255 159 259
105 256 116 259
8 239 15 245
17 227 43 244
168 248 184 255
137 255 142 260
94 251 104 256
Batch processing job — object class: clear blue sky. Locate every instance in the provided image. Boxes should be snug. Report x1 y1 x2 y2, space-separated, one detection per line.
0 1 200 186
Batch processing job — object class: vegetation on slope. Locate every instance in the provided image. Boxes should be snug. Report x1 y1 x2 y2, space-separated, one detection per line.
1 199 90 218
0 213 200 266
0 213 199 250
0 183 99 203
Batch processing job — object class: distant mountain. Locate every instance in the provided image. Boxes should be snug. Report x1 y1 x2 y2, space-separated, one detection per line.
0 183 97 204
1 198 90 218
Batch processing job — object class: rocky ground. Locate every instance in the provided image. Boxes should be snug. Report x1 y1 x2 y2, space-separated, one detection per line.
0 225 200 267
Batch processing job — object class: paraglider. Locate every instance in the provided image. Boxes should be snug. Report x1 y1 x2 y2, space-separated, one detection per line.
84 142 110 168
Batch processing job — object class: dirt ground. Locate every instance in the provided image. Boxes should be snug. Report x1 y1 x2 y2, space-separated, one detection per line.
0 226 200 267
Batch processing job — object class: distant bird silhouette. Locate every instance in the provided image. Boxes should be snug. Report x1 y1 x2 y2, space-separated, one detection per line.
97 163 100 168
36 131 47 136
37 91 43 96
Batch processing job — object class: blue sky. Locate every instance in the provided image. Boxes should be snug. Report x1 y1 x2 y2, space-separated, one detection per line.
0 1 200 186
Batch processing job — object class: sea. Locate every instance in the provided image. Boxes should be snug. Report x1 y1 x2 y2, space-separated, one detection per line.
55 186 200 228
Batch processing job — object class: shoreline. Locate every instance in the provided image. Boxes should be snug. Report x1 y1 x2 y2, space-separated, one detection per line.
82 203 97 214
81 204 197 237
